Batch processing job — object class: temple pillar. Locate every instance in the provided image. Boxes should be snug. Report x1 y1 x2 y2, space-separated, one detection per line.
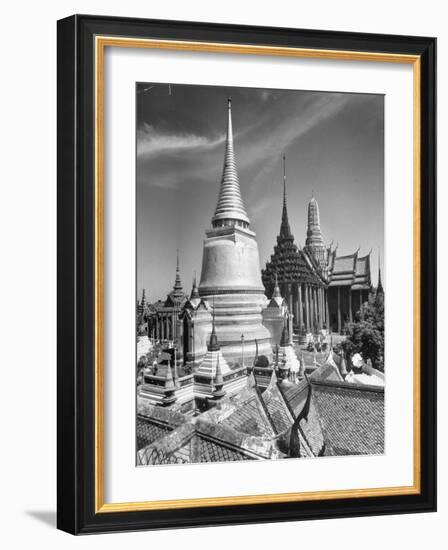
298 284 304 329
294 284 300 329
305 285 311 332
304 285 309 331
318 287 323 327
348 290 353 322
310 287 315 331
337 287 341 333
287 283 293 316
325 289 330 329
319 287 325 328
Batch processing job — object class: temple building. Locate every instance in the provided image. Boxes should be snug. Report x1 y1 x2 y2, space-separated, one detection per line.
178 277 213 367
261 272 292 347
326 246 372 332
262 157 373 335
262 157 328 334
138 310 247 414
147 254 188 342
198 99 272 364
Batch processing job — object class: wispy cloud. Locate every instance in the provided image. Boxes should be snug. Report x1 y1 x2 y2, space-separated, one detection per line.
137 123 225 157
138 92 356 194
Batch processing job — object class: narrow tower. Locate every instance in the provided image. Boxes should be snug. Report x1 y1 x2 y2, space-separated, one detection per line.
199 99 272 364
377 249 384 296
280 154 293 240
304 195 328 275
171 251 184 300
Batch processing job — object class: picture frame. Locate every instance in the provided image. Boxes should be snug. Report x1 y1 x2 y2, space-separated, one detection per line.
57 14 436 534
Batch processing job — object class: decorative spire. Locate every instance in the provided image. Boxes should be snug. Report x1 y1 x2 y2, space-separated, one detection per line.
377 248 384 295
212 353 225 399
171 250 184 297
280 315 290 347
212 98 250 227
208 303 220 352
279 154 292 239
272 271 282 299
141 288 147 309
305 196 324 247
190 272 200 300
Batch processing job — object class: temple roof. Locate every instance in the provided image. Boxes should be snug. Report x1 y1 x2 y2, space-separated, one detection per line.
137 365 384 462
137 410 279 464
262 239 324 288
223 390 276 439
327 249 372 289
137 417 173 451
308 352 344 383
262 159 324 288
212 99 250 226
310 380 384 455
296 387 326 456
261 373 294 435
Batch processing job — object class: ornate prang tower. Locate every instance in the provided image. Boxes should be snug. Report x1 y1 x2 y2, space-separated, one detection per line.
199 99 272 365
304 195 328 276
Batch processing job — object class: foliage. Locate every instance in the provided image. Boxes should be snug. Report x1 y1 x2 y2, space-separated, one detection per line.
341 290 385 372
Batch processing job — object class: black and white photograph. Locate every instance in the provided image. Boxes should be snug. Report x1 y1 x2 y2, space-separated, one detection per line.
135 83 385 465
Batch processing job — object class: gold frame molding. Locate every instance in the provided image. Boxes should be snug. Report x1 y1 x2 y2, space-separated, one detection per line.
94 36 421 514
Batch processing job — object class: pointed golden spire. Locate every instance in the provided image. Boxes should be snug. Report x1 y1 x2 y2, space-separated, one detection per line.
272 271 282 299
172 250 183 297
208 300 220 352
141 288 147 308
377 247 384 295
212 98 250 227
190 272 200 300
279 154 293 239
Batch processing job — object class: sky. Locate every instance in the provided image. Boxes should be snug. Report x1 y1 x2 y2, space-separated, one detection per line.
136 83 384 303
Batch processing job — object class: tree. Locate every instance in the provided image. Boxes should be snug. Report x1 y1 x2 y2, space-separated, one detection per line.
341 290 385 372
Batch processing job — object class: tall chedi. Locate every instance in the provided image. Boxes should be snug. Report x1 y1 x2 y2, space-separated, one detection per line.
304 195 328 277
199 99 272 365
